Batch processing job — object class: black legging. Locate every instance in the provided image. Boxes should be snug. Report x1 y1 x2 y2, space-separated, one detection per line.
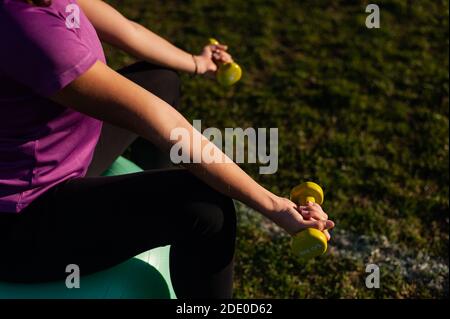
0 62 237 299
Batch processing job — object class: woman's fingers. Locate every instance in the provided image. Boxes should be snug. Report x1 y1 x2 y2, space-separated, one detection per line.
212 51 233 63
202 45 214 57
270 199 334 241
298 208 333 240
220 51 233 63
211 44 228 51
210 44 233 63
325 220 335 229
202 43 233 72
299 207 325 221
268 197 334 238
301 218 334 232
301 218 325 231
298 203 328 221
210 44 228 56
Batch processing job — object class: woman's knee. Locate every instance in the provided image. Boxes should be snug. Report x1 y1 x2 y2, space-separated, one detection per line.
150 67 181 105
119 61 181 108
186 196 236 240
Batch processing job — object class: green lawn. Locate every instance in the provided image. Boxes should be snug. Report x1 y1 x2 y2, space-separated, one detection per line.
104 0 449 298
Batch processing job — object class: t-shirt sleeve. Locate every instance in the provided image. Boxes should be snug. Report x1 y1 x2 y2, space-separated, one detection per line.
0 4 99 97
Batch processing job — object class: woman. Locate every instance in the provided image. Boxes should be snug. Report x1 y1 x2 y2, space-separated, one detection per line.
0 0 334 298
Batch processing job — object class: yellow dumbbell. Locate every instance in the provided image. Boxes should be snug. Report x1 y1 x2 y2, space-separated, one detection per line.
290 182 328 261
208 38 242 86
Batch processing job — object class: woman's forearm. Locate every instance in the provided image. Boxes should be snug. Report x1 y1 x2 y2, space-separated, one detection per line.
52 61 277 216
127 21 197 73
174 127 278 215
78 0 196 73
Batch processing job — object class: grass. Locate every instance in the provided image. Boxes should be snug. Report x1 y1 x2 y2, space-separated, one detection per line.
104 0 449 298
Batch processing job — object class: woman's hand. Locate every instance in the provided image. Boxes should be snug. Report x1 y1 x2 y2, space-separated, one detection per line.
264 196 335 240
194 43 233 76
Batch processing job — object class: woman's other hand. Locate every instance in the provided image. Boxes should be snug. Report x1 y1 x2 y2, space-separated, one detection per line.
264 196 334 240
194 43 233 76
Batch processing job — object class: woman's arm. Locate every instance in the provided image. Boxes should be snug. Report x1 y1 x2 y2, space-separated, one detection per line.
51 61 334 236
77 0 228 74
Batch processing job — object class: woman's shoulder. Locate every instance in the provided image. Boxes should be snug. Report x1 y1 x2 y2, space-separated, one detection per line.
1 0 55 13
0 0 100 97
0 0 80 43
0 0 66 25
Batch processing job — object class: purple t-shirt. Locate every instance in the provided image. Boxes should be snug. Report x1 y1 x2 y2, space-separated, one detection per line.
0 0 105 213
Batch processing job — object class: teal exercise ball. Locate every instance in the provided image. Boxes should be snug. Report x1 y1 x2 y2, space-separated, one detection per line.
0 156 176 299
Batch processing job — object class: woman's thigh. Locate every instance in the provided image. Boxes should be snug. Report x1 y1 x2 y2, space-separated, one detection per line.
0 168 235 282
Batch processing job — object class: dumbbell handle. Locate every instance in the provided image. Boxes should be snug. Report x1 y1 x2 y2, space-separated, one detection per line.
207 38 242 86
303 196 316 205
291 182 328 261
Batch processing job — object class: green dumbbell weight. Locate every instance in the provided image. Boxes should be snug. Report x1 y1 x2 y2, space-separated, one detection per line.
290 182 328 262
208 38 242 86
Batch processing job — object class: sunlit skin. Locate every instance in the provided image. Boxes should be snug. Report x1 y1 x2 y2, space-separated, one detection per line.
51 0 335 239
